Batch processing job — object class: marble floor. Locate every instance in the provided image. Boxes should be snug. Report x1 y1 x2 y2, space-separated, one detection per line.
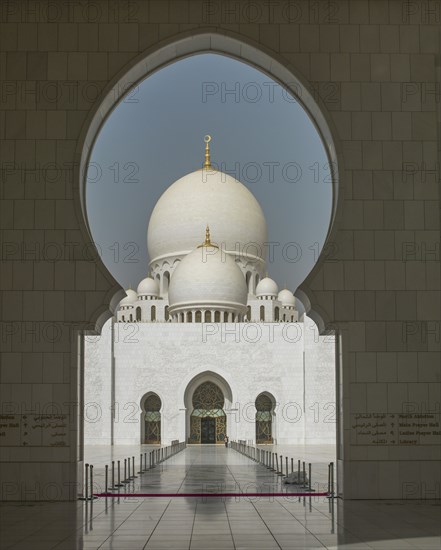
84 444 334 496
1 446 440 550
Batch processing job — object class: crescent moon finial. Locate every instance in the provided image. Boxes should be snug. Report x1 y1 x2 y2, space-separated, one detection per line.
203 135 212 169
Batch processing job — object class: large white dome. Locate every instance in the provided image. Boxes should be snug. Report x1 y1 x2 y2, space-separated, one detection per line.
168 242 247 314
147 169 267 268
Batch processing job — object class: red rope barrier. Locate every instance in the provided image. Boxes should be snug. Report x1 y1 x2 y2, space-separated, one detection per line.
94 492 330 498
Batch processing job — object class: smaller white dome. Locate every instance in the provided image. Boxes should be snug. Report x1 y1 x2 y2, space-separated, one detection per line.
119 288 137 307
137 277 159 297
168 236 247 315
278 288 296 307
256 277 278 297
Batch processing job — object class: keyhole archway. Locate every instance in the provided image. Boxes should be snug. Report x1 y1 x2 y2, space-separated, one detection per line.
75 29 344 335
76 28 344 495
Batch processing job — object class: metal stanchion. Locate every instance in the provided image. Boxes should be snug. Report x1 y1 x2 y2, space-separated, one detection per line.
143 452 148 472
278 455 283 476
291 458 294 474
330 461 334 496
128 456 132 480
122 459 129 484
297 460 300 484
302 461 306 488
138 454 143 474
308 463 312 491
105 465 108 495
116 460 123 487
90 465 97 499
285 457 288 477
110 461 115 490
132 456 137 478
80 463 89 500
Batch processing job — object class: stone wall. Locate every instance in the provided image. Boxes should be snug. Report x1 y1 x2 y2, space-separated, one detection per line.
0 0 439 499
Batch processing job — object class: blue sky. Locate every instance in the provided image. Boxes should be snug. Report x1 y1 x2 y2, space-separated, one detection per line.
86 53 332 293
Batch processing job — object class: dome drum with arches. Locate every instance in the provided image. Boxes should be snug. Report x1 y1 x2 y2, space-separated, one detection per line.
168 226 248 321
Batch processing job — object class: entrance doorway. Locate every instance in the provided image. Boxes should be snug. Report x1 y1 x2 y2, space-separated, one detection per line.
190 381 226 444
201 418 216 444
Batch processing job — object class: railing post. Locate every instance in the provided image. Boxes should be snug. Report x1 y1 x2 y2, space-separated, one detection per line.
278 455 283 476
122 458 128 483
84 463 89 500
90 465 94 498
330 462 334 496
116 460 123 487
110 460 115 490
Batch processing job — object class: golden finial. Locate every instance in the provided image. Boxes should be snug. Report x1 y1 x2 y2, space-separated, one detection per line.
203 135 212 169
197 224 218 249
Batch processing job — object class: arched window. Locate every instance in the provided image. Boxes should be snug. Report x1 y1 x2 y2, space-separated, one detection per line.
205 311 211 322
214 311 220 322
260 305 265 321
246 271 252 293
224 312 228 322
195 310 202 323
247 306 251 321
136 307 141 322
255 273 260 287
143 394 161 444
129 313 133 322
163 271 170 293
122 315 125 322
187 311 192 323
151 305 156 321
255 393 273 444
165 305 169 321
181 312 185 323
274 307 279 321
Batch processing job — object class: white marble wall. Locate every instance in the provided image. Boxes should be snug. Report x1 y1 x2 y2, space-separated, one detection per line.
85 317 335 446
304 316 336 443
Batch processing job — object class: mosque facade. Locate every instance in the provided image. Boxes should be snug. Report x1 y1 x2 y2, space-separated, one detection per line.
85 137 335 446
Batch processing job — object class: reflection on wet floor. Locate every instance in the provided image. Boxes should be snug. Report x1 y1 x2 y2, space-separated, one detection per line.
1 446 439 550
88 444 331 496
